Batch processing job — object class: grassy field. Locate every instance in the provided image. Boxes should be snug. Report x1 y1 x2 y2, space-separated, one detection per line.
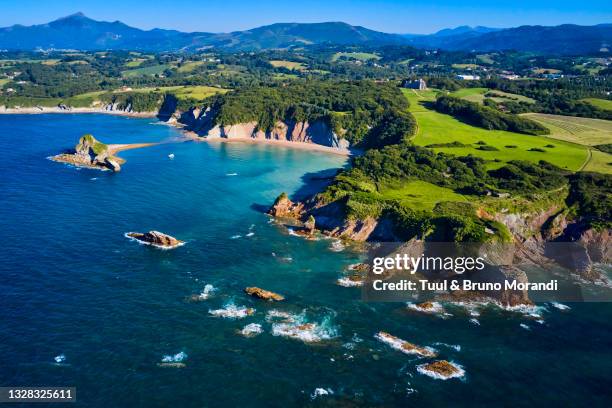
581 98 612 111
269 60 305 70
452 63 480 69
476 54 495 64
378 180 467 211
0 78 9 86
449 87 535 104
403 89 589 172
121 64 169 77
331 52 380 62
177 61 205 73
114 85 228 100
524 113 612 174
125 59 146 68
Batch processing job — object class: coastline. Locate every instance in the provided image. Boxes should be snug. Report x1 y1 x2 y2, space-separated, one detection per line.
0 106 157 118
183 131 357 157
1 107 356 156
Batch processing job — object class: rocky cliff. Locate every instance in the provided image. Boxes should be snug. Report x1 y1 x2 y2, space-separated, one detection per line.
170 106 350 151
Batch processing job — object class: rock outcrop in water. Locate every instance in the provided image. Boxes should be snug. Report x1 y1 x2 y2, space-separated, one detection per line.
126 231 184 248
245 287 285 301
51 134 123 172
268 193 304 218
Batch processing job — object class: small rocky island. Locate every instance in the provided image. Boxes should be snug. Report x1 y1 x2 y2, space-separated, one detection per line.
126 231 185 249
51 134 123 172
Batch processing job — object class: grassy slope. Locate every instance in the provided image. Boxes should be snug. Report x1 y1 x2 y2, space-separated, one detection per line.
403 89 588 171
524 113 612 174
177 61 205 73
331 52 380 62
269 60 305 70
378 180 467 211
581 98 612 111
449 87 535 104
121 64 169 77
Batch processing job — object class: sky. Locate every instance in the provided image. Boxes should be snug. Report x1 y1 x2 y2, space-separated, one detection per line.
0 0 609 34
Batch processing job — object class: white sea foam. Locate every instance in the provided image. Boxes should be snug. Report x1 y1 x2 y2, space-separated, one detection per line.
375 332 437 357
161 351 187 363
54 354 66 363
520 323 531 331
271 311 338 343
265 310 295 322
209 302 255 319
406 302 445 315
330 240 345 252
287 228 299 236
240 323 263 337
90 177 98 181
469 318 480 326
416 361 465 380
310 388 334 399
230 234 242 239
336 277 363 287
168 153 175 159
433 342 461 352
226 172 238 176
194 284 216 300
246 232 255 237
551 302 571 311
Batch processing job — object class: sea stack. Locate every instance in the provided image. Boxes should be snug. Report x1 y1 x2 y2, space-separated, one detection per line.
51 134 123 172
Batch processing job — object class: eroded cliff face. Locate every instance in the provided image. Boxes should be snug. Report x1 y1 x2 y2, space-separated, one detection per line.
172 106 350 151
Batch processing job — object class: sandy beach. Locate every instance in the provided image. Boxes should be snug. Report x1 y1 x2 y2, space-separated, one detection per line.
183 132 357 157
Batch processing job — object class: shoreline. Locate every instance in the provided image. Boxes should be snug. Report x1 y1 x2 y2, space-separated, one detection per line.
1 107 356 156
183 131 357 157
0 106 157 118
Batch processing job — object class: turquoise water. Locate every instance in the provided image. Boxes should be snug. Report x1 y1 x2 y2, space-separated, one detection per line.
0 114 611 407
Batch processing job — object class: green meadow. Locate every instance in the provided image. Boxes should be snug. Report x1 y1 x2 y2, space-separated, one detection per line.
581 98 612 111
121 64 170 77
378 180 467 211
331 52 380 62
402 89 589 171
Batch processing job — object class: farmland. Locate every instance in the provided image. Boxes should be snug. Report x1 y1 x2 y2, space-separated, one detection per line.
403 89 589 171
582 98 612 111
269 60 305 70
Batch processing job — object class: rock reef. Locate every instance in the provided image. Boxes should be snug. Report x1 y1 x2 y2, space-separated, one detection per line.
126 231 185 249
245 287 285 301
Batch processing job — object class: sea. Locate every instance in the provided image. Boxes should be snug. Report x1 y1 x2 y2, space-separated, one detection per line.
0 114 610 407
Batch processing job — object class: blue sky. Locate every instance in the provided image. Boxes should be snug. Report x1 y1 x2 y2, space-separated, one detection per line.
0 0 609 33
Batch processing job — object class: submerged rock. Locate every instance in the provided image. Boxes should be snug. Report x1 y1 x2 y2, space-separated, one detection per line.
126 231 184 248
375 331 438 358
245 287 285 301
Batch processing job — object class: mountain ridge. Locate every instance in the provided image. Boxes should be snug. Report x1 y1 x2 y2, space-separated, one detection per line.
0 13 609 54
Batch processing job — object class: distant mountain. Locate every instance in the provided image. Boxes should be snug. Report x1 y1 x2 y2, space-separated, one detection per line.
0 14 406 51
439 24 612 54
0 13 609 55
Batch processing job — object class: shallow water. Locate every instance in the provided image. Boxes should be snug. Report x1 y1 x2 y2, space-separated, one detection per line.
0 114 611 407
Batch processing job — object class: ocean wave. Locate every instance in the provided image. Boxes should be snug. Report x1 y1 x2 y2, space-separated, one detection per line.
209 302 255 319
271 311 339 343
406 301 449 317
192 284 216 301
239 323 263 337
54 354 66 363
161 351 187 363
226 173 238 176
329 240 345 252
230 234 242 239
246 232 255 237
336 277 364 287
550 302 571 311
265 309 295 322
520 323 531 331
469 318 480 326
310 388 334 400
433 342 461 352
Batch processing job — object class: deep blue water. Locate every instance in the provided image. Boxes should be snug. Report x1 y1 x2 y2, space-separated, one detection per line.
0 114 611 407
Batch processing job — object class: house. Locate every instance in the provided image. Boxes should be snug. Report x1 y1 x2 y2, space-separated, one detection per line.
403 78 427 90
456 74 480 80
